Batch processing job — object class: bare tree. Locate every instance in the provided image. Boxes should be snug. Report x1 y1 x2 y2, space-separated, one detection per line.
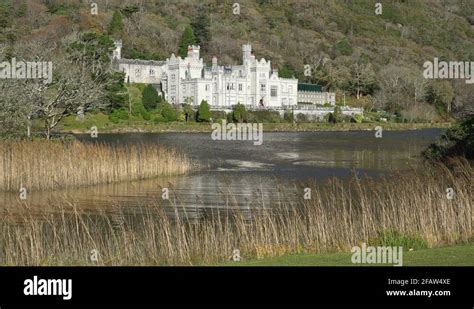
0 79 31 138
23 57 106 139
350 62 376 99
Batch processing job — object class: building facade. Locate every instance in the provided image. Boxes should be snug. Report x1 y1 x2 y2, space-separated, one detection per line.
113 41 335 108
113 42 298 108
297 83 336 105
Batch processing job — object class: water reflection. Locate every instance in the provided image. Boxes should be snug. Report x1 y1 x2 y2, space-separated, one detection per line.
0 130 442 216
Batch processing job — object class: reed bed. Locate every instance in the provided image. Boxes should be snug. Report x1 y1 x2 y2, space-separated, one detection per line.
0 158 471 266
0 140 193 191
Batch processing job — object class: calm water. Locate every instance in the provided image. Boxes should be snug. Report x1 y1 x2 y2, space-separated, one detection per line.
0 129 442 215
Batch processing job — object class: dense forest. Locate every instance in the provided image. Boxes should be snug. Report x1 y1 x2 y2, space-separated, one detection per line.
0 0 473 138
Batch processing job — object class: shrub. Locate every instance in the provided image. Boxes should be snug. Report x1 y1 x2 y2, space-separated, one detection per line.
160 102 178 122
153 114 165 123
108 108 129 123
331 38 353 57
142 84 159 111
232 103 248 123
131 104 151 120
327 113 335 123
226 112 234 123
131 104 143 117
353 113 364 123
283 110 294 123
296 113 308 123
423 116 474 161
247 110 281 123
141 110 151 121
183 104 195 122
197 100 211 122
211 111 226 121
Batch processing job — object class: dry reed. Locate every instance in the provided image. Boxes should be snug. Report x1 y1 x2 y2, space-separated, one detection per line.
0 158 471 266
0 140 193 191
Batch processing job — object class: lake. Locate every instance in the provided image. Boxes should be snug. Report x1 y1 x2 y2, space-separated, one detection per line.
0 129 442 217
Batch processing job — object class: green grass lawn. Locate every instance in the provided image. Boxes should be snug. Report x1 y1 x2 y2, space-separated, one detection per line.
222 243 474 266
57 112 451 134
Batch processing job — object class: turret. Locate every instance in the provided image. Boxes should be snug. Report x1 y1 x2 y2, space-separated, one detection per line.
113 40 122 60
187 45 200 60
242 44 252 63
212 56 218 71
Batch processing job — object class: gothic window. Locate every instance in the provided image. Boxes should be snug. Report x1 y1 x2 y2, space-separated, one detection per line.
135 68 141 76
238 84 243 91
271 86 278 97
150 69 155 76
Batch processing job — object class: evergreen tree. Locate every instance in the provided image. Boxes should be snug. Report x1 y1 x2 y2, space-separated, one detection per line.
67 32 115 77
232 103 248 123
279 63 296 78
106 72 129 110
142 85 159 111
197 100 211 122
178 26 197 58
331 105 343 123
191 7 211 52
108 11 123 37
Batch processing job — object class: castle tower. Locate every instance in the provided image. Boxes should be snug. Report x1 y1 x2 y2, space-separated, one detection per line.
212 56 218 72
242 44 252 63
113 40 122 60
187 45 200 60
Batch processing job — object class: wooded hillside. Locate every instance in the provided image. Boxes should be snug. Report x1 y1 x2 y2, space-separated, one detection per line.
1 0 473 123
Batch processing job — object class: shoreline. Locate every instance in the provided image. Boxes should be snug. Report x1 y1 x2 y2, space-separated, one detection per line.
59 122 452 135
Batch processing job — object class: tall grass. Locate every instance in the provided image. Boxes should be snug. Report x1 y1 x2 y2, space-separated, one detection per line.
0 140 193 191
0 159 471 266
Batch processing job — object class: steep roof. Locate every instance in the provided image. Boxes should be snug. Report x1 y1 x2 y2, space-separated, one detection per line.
117 58 166 66
298 83 322 92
